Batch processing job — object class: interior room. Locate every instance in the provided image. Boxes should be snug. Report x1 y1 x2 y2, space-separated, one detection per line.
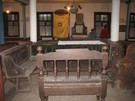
0 0 135 101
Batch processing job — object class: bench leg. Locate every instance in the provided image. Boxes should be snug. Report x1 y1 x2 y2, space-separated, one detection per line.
41 96 48 101
96 95 105 101
28 76 33 92
96 95 100 101
100 95 105 101
16 78 19 93
100 99 105 101
15 76 32 92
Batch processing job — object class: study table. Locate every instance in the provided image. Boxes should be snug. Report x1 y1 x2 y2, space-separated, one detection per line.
31 40 107 55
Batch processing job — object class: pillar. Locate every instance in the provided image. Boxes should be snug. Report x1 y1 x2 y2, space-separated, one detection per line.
111 0 120 42
0 0 4 44
22 5 26 39
30 0 37 42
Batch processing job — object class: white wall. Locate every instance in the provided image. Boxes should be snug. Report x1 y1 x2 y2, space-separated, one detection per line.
2 2 135 40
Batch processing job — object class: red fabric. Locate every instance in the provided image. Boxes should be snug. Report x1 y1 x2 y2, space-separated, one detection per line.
100 29 110 39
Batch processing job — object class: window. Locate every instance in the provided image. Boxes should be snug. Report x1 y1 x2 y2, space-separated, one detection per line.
3 12 19 37
129 13 135 39
94 12 111 37
37 12 53 40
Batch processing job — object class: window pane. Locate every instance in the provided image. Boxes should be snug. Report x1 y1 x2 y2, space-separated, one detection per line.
43 14 47 21
103 22 108 26
96 15 100 21
8 22 13 26
11 15 15 21
8 26 18 36
101 15 108 21
8 26 14 36
104 15 108 21
96 22 101 27
15 15 18 20
39 14 44 20
130 15 134 21
47 14 51 21
130 23 135 28
7 14 15 21
13 26 19 35
129 28 135 38
46 26 51 36
46 22 51 26
14 22 18 26
40 22 45 26
40 26 45 36
101 15 104 21
8 15 12 20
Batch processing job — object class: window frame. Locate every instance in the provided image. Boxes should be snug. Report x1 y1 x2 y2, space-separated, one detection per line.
94 12 111 37
3 12 20 37
37 12 53 40
128 12 135 39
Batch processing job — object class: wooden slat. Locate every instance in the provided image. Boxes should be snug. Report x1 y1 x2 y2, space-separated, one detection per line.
77 60 80 79
65 60 69 79
88 59 91 78
54 60 57 79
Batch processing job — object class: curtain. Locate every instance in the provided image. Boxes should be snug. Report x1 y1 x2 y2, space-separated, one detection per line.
53 13 69 39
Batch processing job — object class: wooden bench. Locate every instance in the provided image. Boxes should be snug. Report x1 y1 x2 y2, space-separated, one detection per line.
36 46 108 101
0 43 36 92
118 43 135 88
0 42 18 101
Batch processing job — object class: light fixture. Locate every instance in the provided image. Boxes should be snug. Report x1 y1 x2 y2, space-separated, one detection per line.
64 3 71 11
6 9 10 13
64 0 82 14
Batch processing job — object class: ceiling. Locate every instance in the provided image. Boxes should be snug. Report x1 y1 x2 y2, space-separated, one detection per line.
2 0 135 3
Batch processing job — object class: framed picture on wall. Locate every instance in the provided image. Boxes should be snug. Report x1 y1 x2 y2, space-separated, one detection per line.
76 13 83 25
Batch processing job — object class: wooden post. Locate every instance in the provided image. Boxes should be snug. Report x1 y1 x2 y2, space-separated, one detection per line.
36 46 44 76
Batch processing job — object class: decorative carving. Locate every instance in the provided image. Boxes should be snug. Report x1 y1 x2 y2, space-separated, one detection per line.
76 13 83 25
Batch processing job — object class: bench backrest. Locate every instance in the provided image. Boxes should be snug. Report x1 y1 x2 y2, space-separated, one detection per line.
0 42 18 52
1 44 30 65
3 55 25 77
37 48 108 79
0 43 30 77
